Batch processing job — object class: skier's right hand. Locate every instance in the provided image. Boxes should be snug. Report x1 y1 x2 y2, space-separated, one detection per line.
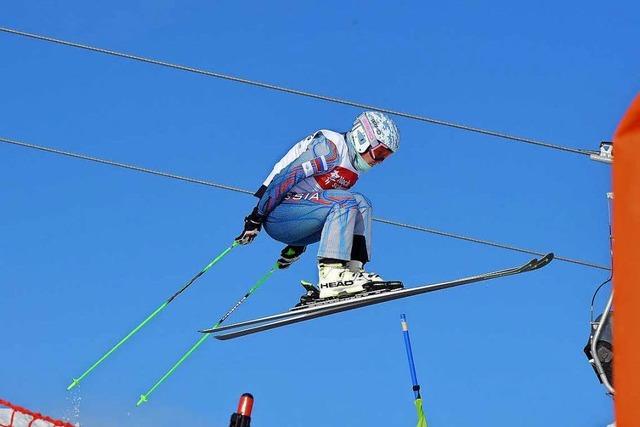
277 245 306 269
235 207 266 245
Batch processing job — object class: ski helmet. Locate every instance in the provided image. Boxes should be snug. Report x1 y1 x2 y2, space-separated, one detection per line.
349 111 400 161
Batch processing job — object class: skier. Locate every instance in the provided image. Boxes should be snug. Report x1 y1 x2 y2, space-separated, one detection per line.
235 111 401 302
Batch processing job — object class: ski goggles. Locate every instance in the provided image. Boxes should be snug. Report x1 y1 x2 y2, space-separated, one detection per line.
369 142 394 162
359 116 394 162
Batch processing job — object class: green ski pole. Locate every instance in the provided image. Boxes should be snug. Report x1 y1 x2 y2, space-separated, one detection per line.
67 241 239 391
137 262 279 406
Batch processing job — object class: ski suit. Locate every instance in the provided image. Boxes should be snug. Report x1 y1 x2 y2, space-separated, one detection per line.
254 130 372 262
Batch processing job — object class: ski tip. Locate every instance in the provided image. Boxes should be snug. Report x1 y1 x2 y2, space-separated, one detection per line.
530 252 554 270
540 252 554 265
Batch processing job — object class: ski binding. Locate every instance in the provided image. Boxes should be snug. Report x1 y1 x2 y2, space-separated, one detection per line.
295 280 404 309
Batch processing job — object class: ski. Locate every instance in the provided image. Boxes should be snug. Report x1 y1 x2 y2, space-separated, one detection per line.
201 253 553 340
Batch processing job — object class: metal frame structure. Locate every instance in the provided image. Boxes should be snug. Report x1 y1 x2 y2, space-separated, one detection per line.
589 291 615 395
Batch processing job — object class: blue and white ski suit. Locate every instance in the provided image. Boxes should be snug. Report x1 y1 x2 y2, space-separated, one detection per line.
254 130 372 262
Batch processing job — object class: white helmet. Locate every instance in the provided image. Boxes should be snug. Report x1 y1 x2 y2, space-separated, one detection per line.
349 111 400 160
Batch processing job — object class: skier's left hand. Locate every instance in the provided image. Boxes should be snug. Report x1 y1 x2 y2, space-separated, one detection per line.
277 245 306 269
235 207 266 245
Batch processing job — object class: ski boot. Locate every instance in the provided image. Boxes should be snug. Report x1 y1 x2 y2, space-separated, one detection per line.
295 262 365 307
347 261 404 292
295 263 403 308
315 262 371 300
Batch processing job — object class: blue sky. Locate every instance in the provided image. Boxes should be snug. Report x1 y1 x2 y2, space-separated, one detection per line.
1 2 637 426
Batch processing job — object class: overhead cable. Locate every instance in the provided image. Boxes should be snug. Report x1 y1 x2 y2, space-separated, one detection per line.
0 136 610 271
0 136 251 195
0 26 596 157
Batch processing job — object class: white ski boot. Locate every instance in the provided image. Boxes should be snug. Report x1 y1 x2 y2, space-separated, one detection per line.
317 262 370 299
347 260 385 282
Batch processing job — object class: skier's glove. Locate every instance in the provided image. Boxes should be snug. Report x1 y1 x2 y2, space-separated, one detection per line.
235 207 266 245
277 245 306 269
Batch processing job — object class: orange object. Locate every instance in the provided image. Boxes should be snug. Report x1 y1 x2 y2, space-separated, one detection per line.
237 393 254 417
612 93 640 426
229 393 253 427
